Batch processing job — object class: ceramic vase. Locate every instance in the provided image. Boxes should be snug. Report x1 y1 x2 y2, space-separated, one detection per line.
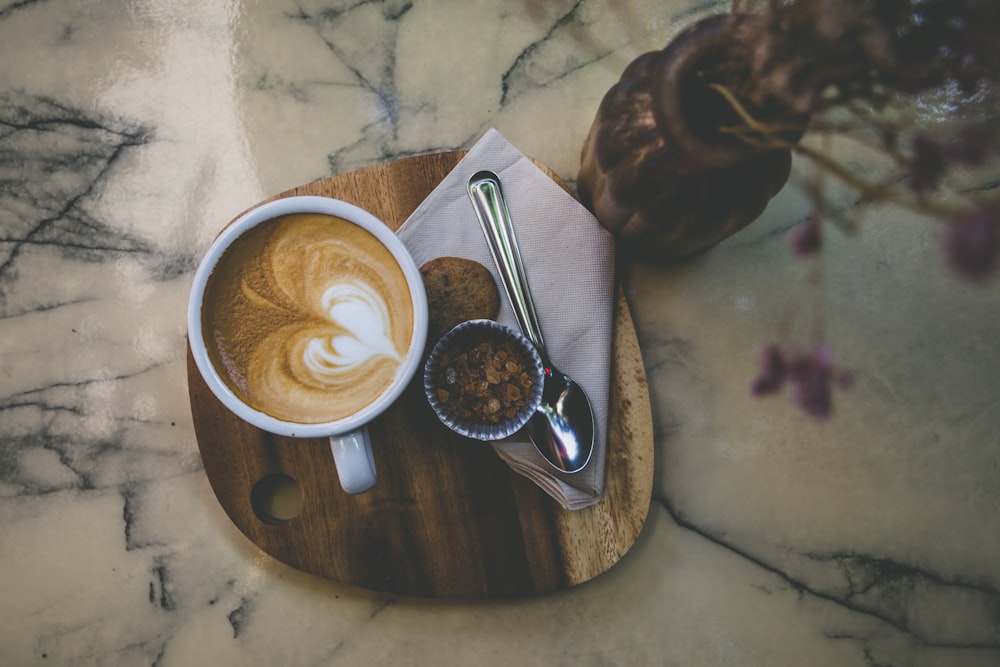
578 14 802 262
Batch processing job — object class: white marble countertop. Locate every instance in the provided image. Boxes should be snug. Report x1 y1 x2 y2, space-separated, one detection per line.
2 1 999 665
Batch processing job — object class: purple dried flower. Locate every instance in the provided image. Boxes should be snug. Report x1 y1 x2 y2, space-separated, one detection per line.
790 213 823 257
787 345 836 419
945 209 999 281
751 343 788 396
751 343 850 419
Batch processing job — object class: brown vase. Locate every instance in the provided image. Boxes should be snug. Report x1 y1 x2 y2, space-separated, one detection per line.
578 14 801 262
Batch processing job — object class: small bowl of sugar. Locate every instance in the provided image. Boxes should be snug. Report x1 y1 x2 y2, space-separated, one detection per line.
423 319 544 441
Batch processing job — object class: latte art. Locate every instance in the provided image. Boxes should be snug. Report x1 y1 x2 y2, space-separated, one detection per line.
202 213 415 424
303 280 403 380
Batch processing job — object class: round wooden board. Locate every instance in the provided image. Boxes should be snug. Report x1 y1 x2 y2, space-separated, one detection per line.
187 151 654 599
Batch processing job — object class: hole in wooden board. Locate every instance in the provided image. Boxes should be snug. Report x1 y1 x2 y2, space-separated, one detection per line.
250 473 304 523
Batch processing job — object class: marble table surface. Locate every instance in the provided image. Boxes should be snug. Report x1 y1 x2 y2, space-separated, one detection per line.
2 1 998 665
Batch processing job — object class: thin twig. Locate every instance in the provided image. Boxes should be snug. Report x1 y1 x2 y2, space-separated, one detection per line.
710 83 967 221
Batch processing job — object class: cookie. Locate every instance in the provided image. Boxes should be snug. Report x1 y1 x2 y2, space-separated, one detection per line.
420 257 501 342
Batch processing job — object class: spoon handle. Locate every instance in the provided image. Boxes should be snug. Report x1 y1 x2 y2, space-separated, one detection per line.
467 171 546 353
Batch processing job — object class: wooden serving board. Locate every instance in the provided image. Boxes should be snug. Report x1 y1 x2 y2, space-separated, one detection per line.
188 151 653 599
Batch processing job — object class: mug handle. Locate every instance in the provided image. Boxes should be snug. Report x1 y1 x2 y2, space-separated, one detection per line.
329 427 377 494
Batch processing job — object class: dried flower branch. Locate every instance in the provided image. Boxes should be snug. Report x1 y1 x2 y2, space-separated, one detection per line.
714 0 1000 417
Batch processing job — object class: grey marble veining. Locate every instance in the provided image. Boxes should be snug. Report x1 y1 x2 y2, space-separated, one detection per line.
2 1 999 666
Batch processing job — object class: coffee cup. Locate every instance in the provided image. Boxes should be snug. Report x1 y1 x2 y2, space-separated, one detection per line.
188 196 428 494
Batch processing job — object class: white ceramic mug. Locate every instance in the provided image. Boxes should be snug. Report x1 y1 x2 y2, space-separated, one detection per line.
188 196 428 494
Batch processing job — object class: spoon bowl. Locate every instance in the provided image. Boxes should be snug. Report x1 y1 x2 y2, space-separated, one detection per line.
467 170 595 474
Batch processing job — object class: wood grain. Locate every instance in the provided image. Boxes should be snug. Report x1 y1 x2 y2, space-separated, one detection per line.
187 151 653 599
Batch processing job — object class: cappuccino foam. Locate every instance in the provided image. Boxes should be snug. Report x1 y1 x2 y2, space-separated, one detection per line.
202 213 414 424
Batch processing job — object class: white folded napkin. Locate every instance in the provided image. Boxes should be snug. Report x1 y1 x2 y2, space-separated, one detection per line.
396 129 615 510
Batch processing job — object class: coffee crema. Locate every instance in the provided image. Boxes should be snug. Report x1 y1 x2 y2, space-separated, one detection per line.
202 212 414 424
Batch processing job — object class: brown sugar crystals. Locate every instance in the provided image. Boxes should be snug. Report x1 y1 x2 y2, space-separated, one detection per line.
434 338 537 424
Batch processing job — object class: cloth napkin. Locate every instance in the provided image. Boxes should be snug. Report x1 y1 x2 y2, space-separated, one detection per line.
396 129 615 510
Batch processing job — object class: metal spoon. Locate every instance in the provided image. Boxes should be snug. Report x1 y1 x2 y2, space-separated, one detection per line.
467 170 595 474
